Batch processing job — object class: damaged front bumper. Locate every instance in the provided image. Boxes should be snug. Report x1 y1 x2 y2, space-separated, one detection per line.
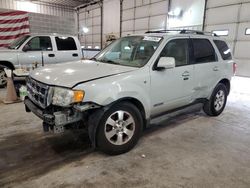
24 97 87 133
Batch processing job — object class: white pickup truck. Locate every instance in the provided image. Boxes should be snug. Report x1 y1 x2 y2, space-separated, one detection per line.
0 34 82 87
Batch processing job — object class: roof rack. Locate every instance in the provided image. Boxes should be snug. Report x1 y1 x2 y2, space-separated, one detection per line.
145 29 218 37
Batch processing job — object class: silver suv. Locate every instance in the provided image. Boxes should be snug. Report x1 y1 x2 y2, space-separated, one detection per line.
25 30 235 155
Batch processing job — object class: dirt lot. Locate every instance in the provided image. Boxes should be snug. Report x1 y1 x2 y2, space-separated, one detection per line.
0 77 250 188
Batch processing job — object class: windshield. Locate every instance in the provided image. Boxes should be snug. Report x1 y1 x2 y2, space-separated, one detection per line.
8 35 30 49
95 36 162 67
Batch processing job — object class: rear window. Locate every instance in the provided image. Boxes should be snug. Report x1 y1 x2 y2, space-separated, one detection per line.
192 39 216 63
214 40 232 60
55 37 77 51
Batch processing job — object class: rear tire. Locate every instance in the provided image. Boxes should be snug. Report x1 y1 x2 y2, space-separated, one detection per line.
0 65 8 88
203 83 228 116
96 102 143 155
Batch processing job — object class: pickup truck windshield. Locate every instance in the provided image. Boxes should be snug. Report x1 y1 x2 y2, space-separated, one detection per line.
8 35 30 49
95 36 162 67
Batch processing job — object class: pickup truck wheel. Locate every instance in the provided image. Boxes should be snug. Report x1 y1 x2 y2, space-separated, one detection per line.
203 83 227 116
96 102 143 155
0 67 7 88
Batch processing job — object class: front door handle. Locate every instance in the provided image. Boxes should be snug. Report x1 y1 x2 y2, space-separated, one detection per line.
213 66 219 71
72 53 78 57
48 54 55 57
182 71 190 77
182 71 190 81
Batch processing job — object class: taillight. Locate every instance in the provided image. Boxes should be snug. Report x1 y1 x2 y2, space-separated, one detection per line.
233 63 237 75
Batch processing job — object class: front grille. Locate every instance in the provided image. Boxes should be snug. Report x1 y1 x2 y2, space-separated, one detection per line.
27 77 50 109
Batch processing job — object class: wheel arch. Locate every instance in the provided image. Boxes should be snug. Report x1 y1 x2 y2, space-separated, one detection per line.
111 97 147 128
218 78 230 95
0 61 15 70
87 97 148 149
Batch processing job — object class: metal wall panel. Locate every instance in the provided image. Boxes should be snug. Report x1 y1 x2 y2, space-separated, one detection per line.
29 13 75 35
121 0 168 36
122 20 134 31
207 0 241 8
206 5 240 25
239 3 250 22
205 23 237 41
78 5 102 49
135 5 149 18
205 0 250 77
237 22 250 40
123 0 135 10
136 0 143 6
235 41 250 59
150 1 168 16
235 60 250 77
122 9 134 21
0 0 74 17
149 15 167 29
135 18 149 30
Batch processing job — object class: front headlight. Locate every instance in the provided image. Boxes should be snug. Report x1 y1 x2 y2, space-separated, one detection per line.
52 87 84 107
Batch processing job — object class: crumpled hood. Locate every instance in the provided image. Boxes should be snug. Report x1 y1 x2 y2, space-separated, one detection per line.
30 60 138 88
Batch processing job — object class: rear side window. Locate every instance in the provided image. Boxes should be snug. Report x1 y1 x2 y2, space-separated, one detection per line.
214 40 232 60
192 39 216 63
55 37 77 51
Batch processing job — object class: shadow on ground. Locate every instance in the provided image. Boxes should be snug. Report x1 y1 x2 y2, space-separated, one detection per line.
0 105 203 187
0 130 92 186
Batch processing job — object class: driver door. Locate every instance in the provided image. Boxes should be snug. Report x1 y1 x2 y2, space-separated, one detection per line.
150 38 195 116
18 36 55 69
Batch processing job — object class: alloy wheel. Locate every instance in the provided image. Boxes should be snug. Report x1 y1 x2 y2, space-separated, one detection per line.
214 90 225 111
104 110 135 145
0 69 7 87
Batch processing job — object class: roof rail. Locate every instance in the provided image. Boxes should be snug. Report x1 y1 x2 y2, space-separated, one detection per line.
145 29 218 37
145 30 181 34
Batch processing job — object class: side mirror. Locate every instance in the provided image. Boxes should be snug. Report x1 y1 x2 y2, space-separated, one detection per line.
156 57 175 70
22 44 30 52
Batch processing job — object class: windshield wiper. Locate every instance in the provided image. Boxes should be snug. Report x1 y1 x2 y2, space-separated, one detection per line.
90 57 97 61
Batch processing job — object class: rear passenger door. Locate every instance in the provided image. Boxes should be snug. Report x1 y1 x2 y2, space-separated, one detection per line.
54 36 81 63
191 38 219 98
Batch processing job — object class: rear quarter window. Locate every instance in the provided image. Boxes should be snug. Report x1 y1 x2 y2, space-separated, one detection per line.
214 40 232 60
55 37 77 51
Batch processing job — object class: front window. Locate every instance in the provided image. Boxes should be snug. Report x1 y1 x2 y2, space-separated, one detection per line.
24 36 52 51
95 36 162 67
160 39 189 67
8 35 30 49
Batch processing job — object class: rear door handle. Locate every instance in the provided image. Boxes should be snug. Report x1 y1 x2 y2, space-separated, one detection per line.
213 66 219 71
48 54 55 57
72 53 78 57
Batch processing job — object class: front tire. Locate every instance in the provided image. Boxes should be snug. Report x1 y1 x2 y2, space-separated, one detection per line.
96 102 143 155
0 66 8 88
203 83 228 116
